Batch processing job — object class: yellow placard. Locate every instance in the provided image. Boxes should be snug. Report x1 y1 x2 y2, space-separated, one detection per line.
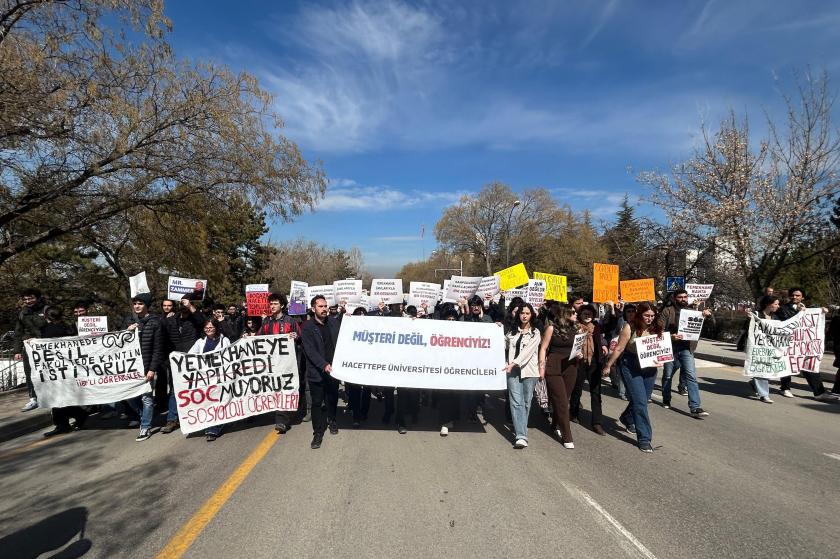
620 278 656 302
533 272 567 302
592 263 619 303
494 263 529 291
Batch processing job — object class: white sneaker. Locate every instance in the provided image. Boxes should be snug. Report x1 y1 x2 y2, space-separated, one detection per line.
780 389 794 398
21 398 38 412
563 441 575 449
439 426 449 437
760 396 774 404
816 392 839 402
513 439 527 449
135 429 151 442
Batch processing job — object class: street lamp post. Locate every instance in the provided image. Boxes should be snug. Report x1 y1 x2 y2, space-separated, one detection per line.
505 199 521 266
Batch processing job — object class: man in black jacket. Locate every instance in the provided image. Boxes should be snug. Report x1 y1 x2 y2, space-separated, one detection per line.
124 293 164 441
301 295 341 449
14 287 47 412
161 296 206 433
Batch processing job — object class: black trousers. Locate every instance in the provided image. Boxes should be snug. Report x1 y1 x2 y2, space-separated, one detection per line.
382 388 418 425
52 406 88 428
276 369 308 427
780 372 826 396
347 383 371 421
570 358 602 426
23 358 35 398
438 390 461 425
310 377 339 435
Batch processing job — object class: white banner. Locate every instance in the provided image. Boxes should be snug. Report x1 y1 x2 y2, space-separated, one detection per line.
444 276 482 301
129 271 150 297
526 279 546 308
635 334 674 368
305 284 336 307
331 316 506 390
370 279 404 305
77 316 108 337
333 279 363 305
24 330 149 408
569 333 587 360
785 308 825 374
685 283 714 304
170 335 300 434
744 312 802 379
677 309 704 341
408 281 442 309
168 276 207 301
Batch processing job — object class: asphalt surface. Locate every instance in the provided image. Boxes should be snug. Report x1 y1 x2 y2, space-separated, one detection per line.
0 361 838 559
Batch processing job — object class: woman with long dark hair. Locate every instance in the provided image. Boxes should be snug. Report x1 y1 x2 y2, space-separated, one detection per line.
570 303 607 435
188 319 231 441
602 302 661 453
538 302 578 449
749 295 781 403
504 302 542 448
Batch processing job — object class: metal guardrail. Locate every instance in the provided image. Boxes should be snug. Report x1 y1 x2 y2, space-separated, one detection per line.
0 331 22 392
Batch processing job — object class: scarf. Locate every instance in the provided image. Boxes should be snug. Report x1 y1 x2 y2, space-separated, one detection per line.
579 322 595 365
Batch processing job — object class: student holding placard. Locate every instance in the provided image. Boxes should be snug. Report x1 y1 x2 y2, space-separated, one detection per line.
659 289 713 418
570 304 608 435
602 302 662 453
538 303 579 449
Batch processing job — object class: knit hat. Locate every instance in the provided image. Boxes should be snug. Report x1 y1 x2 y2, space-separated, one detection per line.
131 293 153 306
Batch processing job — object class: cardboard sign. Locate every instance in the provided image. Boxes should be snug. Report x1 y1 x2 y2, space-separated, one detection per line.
168 276 207 301
288 281 308 315
170 335 299 434
408 282 442 309
24 330 149 407
677 309 704 341
686 283 714 304
666 276 685 292
245 284 270 316
494 263 529 291
333 279 363 305
592 263 619 303
331 316 506 390
305 285 336 307
370 279 404 305
635 334 674 368
77 316 108 337
444 276 483 301
569 333 587 360
620 278 655 303
533 272 568 302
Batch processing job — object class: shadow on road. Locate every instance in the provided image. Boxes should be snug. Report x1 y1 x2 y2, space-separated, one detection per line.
0 506 91 558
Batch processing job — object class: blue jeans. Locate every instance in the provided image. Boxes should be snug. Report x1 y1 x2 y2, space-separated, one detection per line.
507 374 538 441
661 348 701 410
128 392 154 430
167 392 178 422
750 377 770 398
619 355 656 446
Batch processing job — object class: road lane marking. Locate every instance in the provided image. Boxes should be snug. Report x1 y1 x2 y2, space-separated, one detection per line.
823 453 840 461
155 430 279 559
561 481 657 559
0 432 68 461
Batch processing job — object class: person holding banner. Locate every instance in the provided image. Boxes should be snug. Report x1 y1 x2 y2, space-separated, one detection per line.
659 289 713 417
460 295 494 423
438 307 463 436
42 307 90 437
301 295 341 449
748 295 782 403
258 293 305 432
124 293 164 442
188 320 231 441
504 303 542 448
161 296 206 434
570 304 607 435
601 302 662 453
538 303 579 449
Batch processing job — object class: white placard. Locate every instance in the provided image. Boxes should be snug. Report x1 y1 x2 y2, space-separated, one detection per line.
305 285 336 307
288 280 309 315
635 334 674 368
24 330 149 407
129 271 150 297
569 333 587 360
370 279 404 305
408 281 442 309
475 276 501 300
526 279 546 308
441 279 456 303
677 309 704 341
333 279 363 305
77 316 108 337
170 335 299 434
685 283 714 304
168 276 207 301
331 316 506 390
444 276 483 301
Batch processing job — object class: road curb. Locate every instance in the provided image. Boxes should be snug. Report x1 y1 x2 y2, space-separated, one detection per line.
0 409 52 444
696 352 837 383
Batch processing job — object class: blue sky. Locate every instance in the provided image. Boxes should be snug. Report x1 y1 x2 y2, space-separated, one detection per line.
164 0 840 275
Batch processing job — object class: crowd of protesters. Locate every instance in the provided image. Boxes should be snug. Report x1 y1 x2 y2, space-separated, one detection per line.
10 283 840 453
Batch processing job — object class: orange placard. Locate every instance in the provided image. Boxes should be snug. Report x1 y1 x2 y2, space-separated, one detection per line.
620 278 656 302
592 263 619 303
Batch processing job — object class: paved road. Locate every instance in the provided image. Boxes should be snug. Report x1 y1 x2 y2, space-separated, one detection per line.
1 362 838 559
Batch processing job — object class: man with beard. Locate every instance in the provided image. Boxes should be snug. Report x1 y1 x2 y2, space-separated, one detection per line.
301 295 341 449
160 296 206 433
660 289 714 417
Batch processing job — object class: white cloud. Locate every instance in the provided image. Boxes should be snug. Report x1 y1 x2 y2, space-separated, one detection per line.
317 182 464 212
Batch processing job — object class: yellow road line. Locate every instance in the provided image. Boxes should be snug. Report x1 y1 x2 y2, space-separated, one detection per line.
0 432 67 461
156 430 279 559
